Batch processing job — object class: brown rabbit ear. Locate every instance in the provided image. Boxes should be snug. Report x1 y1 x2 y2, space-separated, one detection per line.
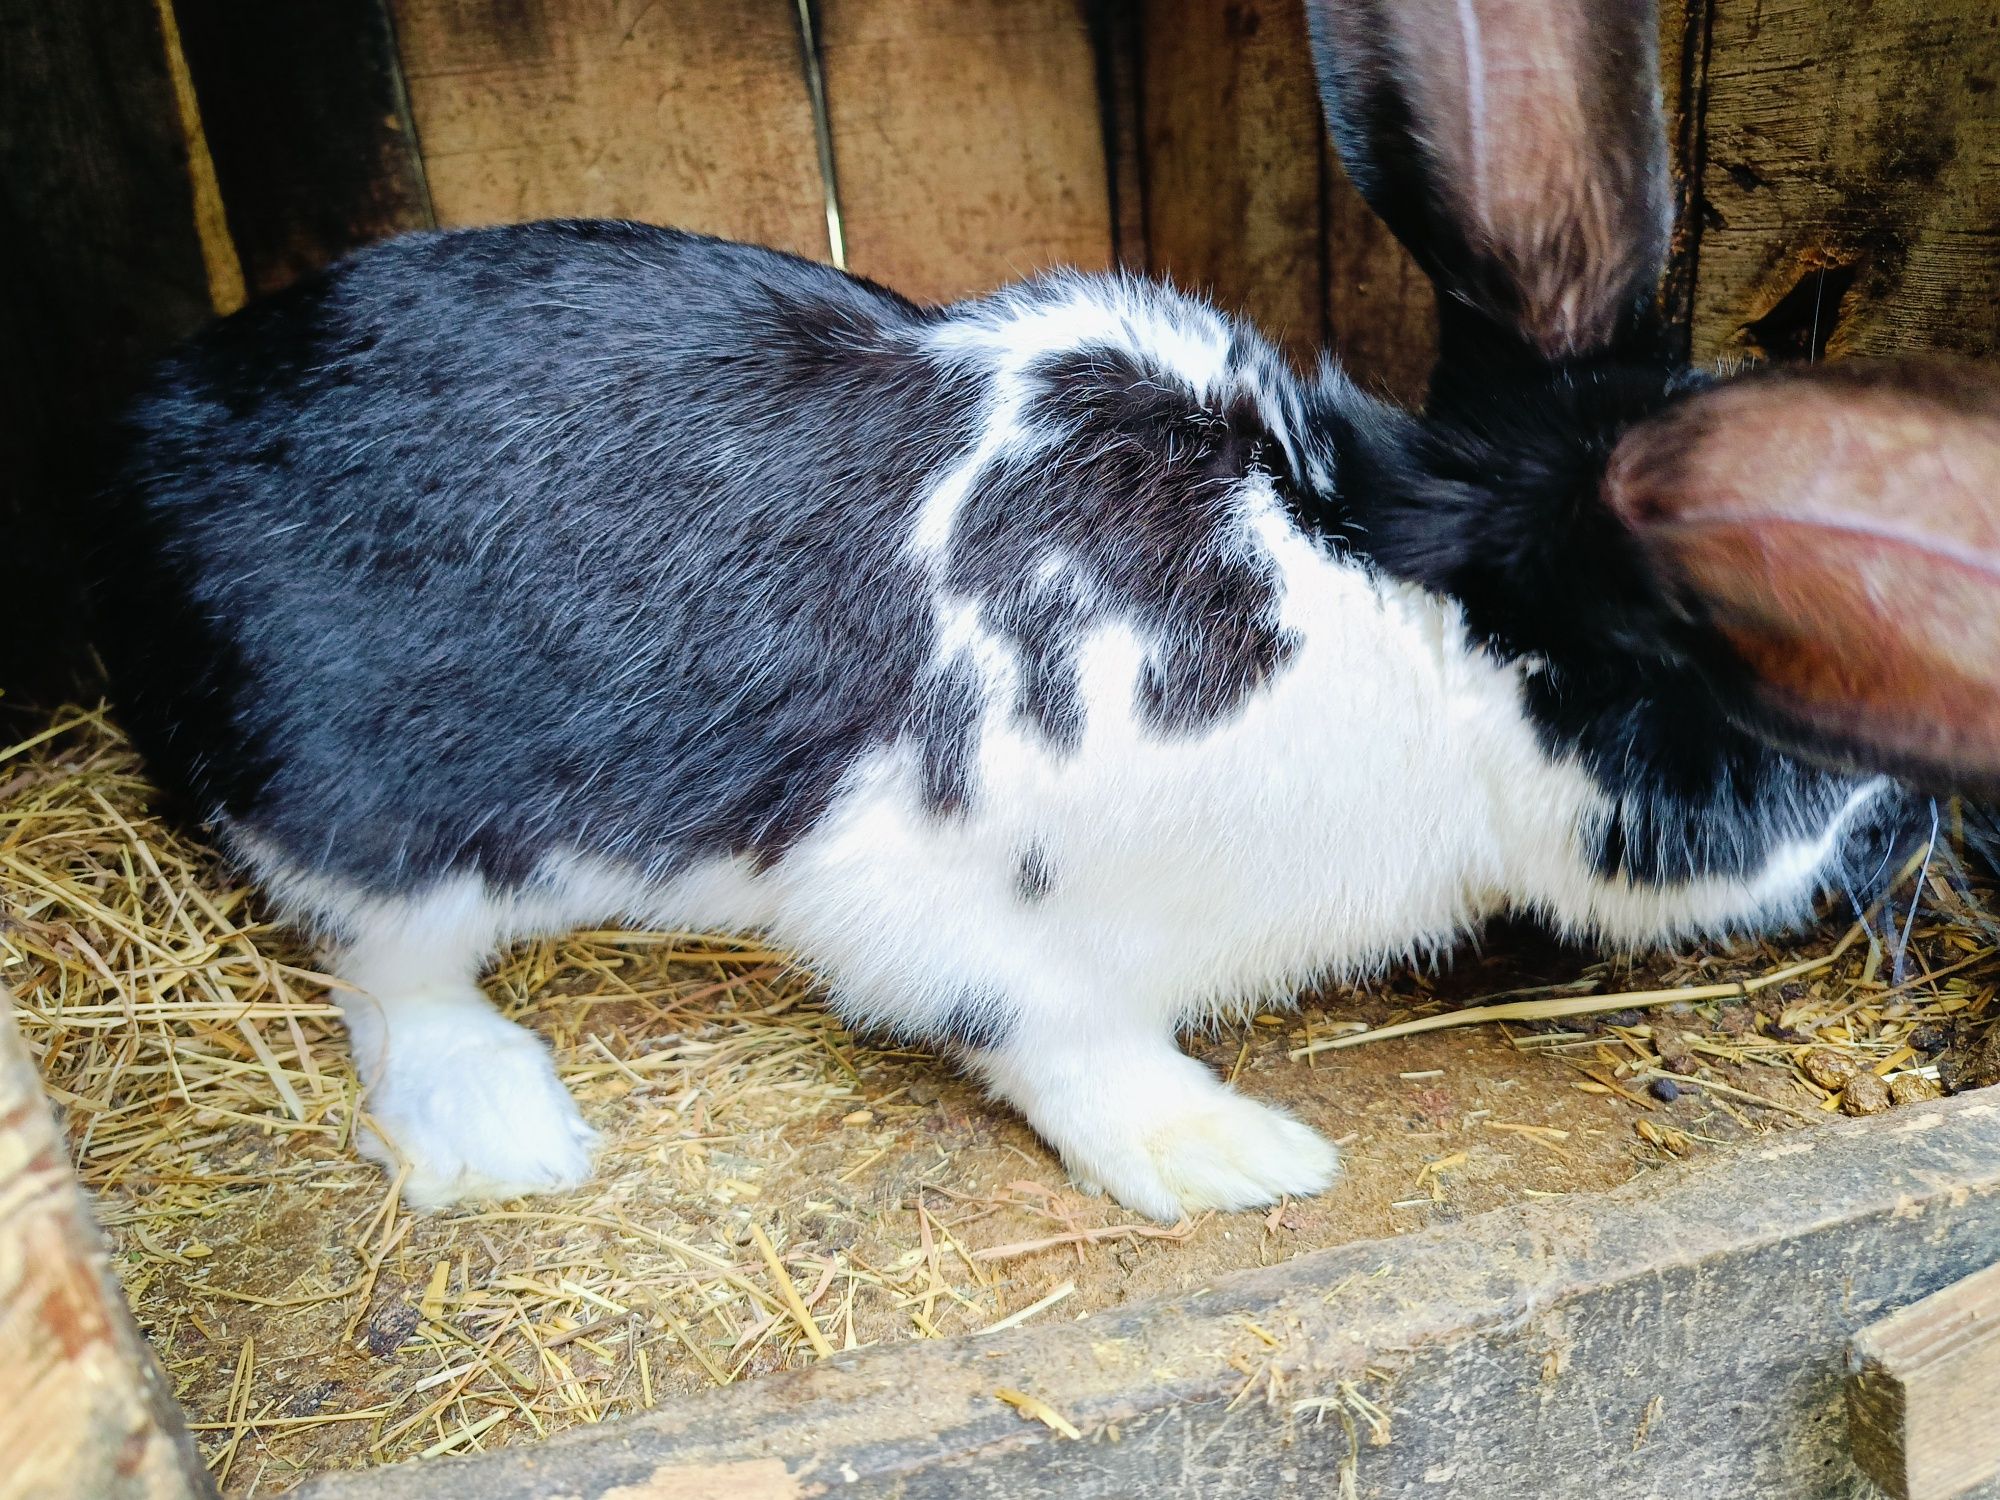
1305 0 1671 361
1605 358 2000 788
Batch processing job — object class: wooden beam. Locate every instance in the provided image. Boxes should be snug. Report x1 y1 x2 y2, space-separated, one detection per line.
816 0 1112 304
1850 1259 2000 1500
0 1 213 387
1690 0 2000 365
0 993 213 1500
1658 0 1717 360
0 0 216 704
1139 0 1325 366
1080 0 1148 274
1322 150 1435 403
169 0 433 298
298 1092 2000 1499
387 0 828 259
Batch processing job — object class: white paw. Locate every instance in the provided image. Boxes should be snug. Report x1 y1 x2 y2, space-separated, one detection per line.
1069 1088 1341 1223
353 1003 598 1209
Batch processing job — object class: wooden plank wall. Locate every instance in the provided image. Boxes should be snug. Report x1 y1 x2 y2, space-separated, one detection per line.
170 2 432 301
1139 0 1325 363
815 0 1113 302
388 0 826 258
0 1 216 703
1690 0 2000 365
1 0 1996 704
386 0 1114 301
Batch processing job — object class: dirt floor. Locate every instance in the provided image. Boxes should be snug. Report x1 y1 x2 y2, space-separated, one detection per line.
6 706 1996 1496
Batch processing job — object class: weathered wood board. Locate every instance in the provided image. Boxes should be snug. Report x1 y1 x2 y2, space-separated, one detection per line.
0 0 220 704
1139 0 1325 366
0 993 213 1500
170 1 433 299
1322 150 1436 403
298 1091 2000 1500
817 0 1112 303
387 0 829 258
1691 0 2000 364
1081 0 1149 272
1850 1258 2000 1500
1659 0 1712 355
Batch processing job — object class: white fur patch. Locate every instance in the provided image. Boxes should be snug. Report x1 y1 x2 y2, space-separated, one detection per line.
975 1026 1341 1221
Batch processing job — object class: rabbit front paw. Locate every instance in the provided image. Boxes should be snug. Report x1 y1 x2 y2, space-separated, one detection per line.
1074 1089 1342 1222
352 998 599 1208
981 1033 1340 1223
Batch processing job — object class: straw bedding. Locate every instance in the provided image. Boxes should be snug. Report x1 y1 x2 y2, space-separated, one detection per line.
4 703 1994 1495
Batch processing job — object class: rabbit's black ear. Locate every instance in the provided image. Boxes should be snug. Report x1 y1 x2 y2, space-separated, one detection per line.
1306 0 1671 362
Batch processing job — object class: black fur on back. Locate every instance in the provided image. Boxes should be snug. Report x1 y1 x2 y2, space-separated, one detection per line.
94 224 980 887
91 225 1301 895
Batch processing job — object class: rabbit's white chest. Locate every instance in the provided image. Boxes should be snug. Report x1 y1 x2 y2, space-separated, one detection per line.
750 518 1544 1033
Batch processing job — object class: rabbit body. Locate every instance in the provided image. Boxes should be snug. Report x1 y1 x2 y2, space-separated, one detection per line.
96 220 1887 1217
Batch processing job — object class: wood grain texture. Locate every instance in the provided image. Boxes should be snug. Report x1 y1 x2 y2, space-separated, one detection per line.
1323 151 1436 402
301 1093 2000 1500
1141 0 1324 364
1850 1258 2000 1500
0 995 213 1500
152 0 245 316
1692 0 2000 365
0 0 212 421
172 1 433 297
388 0 828 257
0 0 215 703
1658 0 1716 358
0 0 224 367
816 0 1111 304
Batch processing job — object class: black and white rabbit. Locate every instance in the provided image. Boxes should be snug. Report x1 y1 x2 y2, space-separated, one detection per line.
95 0 1925 1220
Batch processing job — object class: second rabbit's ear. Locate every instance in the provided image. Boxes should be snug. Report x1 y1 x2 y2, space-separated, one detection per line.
1305 0 1672 362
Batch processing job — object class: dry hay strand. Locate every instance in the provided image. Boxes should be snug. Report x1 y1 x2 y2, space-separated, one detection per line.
5 703 1999 1495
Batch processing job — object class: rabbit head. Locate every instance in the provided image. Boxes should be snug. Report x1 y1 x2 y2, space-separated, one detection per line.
1301 0 1945 900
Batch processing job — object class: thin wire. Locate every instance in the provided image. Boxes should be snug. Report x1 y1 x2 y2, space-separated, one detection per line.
1808 264 1827 362
1893 800 1941 985
793 0 848 270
